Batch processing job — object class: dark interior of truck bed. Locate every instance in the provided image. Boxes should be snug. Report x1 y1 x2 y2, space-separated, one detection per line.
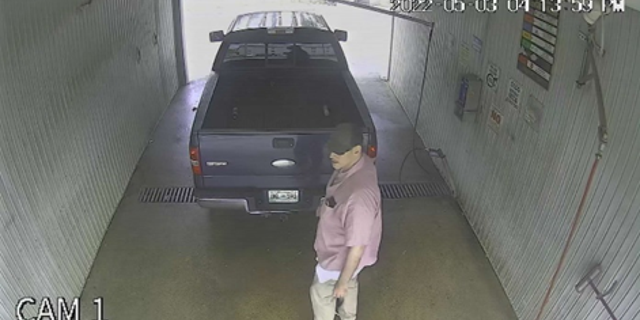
201 71 364 130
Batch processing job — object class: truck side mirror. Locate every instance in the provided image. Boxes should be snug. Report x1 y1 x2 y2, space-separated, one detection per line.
334 30 348 42
209 30 225 43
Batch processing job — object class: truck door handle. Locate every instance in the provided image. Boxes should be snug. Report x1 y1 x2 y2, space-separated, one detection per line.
273 138 295 149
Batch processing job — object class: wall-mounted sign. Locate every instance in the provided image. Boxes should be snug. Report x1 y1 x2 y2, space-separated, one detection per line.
486 62 500 92
524 94 544 132
459 43 471 70
517 0 559 90
488 106 503 133
506 79 523 108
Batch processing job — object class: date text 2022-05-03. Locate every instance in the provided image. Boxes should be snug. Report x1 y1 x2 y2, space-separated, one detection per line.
389 0 625 13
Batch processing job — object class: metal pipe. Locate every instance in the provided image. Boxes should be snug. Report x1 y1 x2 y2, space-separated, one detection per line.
576 25 608 148
328 0 435 27
577 42 590 86
588 40 609 146
535 23 611 319
600 10 606 56
386 15 395 82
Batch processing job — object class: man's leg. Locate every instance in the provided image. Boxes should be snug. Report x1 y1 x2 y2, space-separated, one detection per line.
337 278 359 320
310 273 338 320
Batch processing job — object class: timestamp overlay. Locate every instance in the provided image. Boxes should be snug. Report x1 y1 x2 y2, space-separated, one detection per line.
389 0 624 89
389 0 626 13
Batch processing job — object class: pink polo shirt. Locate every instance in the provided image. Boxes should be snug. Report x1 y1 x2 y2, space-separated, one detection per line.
313 155 382 274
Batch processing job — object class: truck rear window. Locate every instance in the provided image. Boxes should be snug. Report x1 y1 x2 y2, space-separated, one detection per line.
202 73 364 130
223 43 339 68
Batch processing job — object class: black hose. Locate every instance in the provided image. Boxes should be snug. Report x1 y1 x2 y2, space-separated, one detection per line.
398 26 435 183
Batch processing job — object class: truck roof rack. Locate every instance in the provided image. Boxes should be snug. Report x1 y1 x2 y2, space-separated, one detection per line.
228 11 331 33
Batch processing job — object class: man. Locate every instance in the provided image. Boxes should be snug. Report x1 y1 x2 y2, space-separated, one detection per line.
310 123 383 320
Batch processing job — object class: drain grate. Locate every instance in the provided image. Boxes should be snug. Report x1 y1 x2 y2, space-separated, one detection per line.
379 182 450 199
139 182 450 203
138 187 196 203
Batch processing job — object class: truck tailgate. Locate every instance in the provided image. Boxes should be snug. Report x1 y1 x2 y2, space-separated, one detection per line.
196 132 334 188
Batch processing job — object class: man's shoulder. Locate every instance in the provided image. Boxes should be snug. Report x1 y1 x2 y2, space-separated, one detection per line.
346 178 380 206
351 159 379 189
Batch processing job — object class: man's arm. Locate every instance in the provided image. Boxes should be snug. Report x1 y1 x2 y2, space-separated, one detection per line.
336 191 375 291
337 245 365 286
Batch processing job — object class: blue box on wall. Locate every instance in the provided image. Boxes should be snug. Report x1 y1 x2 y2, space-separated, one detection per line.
455 74 482 121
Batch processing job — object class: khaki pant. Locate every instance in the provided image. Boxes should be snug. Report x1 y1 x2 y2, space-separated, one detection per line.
310 273 359 320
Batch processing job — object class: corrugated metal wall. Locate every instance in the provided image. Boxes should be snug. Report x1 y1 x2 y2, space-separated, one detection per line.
0 0 180 318
390 6 640 320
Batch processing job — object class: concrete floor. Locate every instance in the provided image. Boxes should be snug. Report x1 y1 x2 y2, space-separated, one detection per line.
79 77 517 320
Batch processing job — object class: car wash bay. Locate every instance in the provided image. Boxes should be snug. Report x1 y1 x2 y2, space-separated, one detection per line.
1 1 640 320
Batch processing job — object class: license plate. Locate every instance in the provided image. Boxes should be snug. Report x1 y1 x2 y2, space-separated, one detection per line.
268 190 299 203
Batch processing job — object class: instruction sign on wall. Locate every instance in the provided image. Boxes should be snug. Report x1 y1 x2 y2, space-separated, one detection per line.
517 0 559 90
486 62 500 92
506 79 523 109
487 106 503 133
459 43 471 70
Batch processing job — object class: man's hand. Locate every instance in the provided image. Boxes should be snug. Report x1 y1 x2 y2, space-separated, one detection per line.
333 281 349 299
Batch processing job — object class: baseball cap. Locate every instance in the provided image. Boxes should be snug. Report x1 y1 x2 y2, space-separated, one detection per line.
326 123 363 155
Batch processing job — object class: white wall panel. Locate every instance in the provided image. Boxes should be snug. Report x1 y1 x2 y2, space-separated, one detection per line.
0 0 179 318
390 4 640 320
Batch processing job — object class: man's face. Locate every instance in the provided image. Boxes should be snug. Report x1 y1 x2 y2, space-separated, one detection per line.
330 145 362 171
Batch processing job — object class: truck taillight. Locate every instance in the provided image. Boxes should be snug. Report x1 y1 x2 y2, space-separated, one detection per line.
189 147 202 175
367 145 377 158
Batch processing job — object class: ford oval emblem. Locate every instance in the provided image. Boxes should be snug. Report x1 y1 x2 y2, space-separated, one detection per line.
272 159 296 168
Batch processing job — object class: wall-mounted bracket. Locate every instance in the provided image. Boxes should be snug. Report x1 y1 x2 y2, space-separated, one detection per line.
575 264 619 320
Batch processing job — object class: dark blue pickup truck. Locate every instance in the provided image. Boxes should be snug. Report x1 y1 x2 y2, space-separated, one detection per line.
189 11 377 214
